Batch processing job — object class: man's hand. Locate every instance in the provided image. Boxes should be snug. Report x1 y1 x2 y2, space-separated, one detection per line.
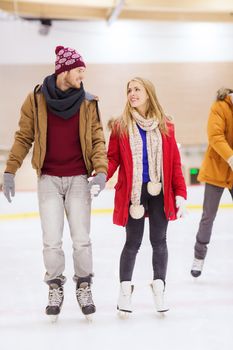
3 173 15 203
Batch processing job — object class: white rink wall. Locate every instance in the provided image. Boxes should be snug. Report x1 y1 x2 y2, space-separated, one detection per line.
0 185 233 216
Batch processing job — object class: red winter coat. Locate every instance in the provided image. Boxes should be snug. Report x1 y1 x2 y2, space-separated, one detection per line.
107 121 187 227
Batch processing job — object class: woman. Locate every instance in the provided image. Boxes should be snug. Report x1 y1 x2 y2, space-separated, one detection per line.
106 77 187 315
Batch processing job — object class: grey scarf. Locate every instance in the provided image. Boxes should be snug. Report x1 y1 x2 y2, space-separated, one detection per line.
41 74 85 119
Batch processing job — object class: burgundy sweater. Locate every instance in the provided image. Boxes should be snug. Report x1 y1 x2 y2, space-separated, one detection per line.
41 109 87 176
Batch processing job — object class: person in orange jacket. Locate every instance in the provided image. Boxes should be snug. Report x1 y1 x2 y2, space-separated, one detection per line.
191 88 233 278
107 77 187 315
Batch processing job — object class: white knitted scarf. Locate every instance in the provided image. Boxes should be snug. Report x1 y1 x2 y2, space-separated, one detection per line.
129 110 162 219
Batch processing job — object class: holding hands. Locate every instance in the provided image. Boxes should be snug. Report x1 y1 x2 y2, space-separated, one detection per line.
88 172 106 199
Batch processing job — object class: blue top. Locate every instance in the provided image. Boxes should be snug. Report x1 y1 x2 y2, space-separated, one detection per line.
137 124 150 183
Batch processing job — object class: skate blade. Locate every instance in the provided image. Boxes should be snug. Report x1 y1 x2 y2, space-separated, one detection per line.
157 308 169 313
85 314 93 322
49 315 58 323
118 310 131 319
156 306 169 317
192 276 201 282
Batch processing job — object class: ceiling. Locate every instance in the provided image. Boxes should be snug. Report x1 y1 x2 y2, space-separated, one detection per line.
0 0 233 23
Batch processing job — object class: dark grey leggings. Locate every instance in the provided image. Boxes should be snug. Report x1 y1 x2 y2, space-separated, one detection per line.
120 183 168 282
195 183 233 259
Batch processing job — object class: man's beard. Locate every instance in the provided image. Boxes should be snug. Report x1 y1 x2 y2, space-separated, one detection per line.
64 76 81 89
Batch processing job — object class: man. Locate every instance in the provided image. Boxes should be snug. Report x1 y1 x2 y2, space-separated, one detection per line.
191 88 233 277
3 45 108 322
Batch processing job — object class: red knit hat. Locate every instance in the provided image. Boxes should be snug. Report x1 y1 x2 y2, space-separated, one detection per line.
55 45 86 75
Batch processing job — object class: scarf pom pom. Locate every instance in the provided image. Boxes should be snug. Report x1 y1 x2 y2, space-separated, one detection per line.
129 204 145 219
147 182 162 196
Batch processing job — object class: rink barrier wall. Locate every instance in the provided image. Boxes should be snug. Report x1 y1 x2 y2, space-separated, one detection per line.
0 204 233 221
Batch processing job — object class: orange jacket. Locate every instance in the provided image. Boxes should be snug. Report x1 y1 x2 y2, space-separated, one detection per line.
198 92 233 188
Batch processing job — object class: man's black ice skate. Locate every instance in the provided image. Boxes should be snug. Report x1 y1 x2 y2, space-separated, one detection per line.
46 279 64 323
76 281 96 321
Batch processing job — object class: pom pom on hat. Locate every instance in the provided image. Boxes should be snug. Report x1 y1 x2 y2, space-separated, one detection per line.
55 46 64 55
55 45 86 75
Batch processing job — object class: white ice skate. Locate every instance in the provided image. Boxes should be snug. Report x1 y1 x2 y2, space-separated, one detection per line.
191 258 204 278
150 279 169 313
117 281 134 318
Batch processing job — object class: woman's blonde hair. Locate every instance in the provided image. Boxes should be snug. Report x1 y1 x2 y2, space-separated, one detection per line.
117 77 169 135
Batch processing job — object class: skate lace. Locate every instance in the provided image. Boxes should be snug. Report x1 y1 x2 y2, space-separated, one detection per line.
76 286 93 307
49 287 63 307
192 258 204 271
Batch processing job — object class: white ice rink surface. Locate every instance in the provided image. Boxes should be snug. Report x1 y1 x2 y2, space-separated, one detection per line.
0 186 232 350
